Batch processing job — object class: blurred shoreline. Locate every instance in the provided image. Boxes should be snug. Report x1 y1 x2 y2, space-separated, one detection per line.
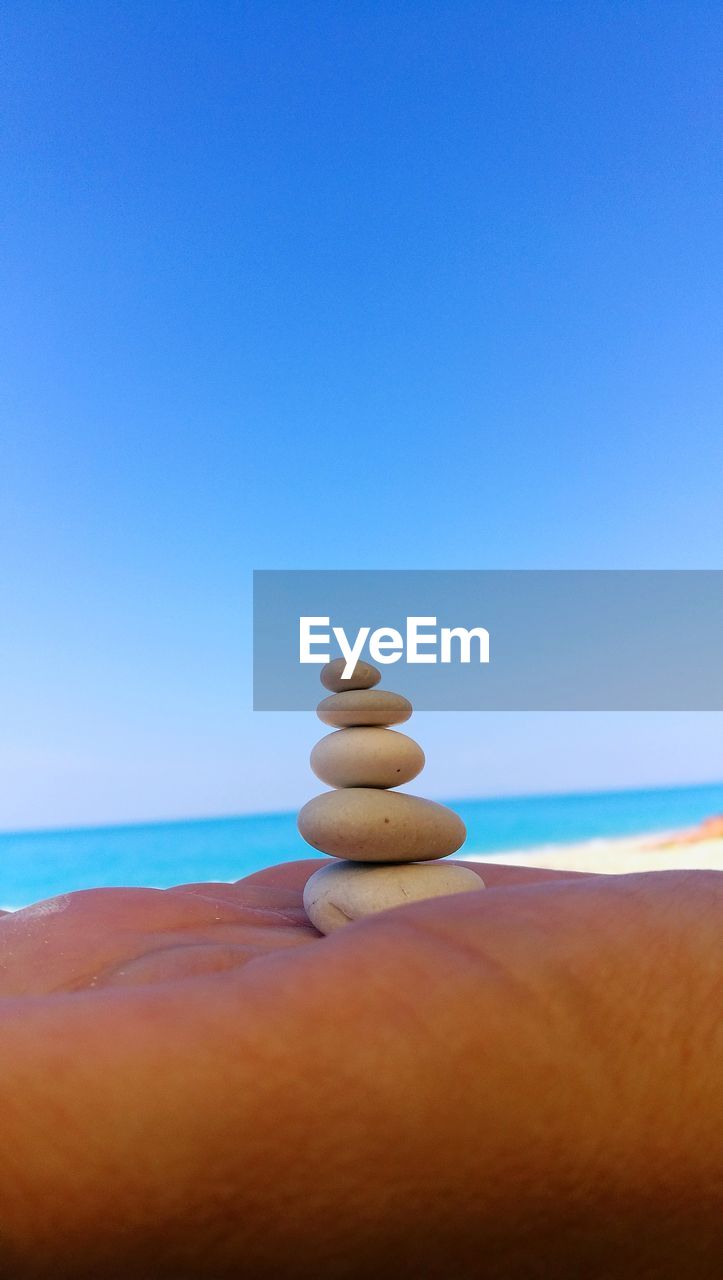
467 820 723 874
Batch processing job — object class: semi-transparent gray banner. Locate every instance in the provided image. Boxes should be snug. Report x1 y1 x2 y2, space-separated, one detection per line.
253 570 723 711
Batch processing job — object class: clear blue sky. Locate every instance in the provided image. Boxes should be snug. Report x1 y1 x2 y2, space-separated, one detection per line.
1 1 721 829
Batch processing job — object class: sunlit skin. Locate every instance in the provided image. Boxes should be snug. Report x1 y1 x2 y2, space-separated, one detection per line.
0 861 721 1278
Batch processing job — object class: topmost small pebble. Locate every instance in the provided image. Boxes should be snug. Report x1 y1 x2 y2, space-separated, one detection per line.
320 657 381 693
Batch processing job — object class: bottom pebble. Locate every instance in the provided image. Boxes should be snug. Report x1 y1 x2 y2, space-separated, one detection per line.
303 860 485 935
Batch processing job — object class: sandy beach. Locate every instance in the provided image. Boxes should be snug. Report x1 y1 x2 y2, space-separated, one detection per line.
468 828 723 875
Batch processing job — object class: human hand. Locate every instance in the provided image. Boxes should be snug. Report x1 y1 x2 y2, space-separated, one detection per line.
0 860 720 1278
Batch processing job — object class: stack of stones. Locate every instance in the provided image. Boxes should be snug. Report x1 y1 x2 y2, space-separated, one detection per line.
299 658 484 934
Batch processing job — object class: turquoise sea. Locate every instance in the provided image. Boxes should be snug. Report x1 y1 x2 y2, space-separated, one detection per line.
2 781 722 910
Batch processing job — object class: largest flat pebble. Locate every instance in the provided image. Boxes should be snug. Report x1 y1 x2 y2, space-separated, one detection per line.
297 788 467 862
303 860 485 934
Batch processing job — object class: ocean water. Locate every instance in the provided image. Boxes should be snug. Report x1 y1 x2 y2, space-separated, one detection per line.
1 781 722 910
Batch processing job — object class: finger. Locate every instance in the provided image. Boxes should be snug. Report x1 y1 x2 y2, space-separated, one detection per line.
456 860 592 887
238 858 328 892
167 879 306 912
166 878 318 926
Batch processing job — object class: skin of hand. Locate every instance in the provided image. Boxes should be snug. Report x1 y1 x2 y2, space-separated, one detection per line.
0 861 721 1279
